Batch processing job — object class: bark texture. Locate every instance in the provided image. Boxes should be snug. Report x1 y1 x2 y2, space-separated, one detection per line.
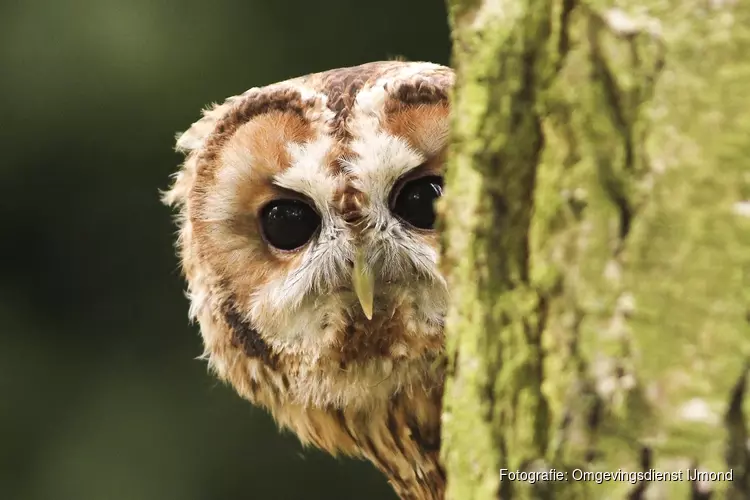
439 1 750 498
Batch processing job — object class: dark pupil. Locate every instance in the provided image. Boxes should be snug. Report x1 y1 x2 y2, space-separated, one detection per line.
392 176 443 229
260 200 320 250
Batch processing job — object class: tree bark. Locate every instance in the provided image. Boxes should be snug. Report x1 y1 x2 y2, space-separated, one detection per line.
439 1 750 498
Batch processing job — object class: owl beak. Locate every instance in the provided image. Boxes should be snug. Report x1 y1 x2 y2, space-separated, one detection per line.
352 250 375 320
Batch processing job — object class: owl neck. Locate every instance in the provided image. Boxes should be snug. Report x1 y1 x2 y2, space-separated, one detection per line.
315 386 445 500
368 389 446 500
220 303 446 498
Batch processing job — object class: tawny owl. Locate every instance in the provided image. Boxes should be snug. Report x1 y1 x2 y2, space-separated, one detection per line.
163 61 454 500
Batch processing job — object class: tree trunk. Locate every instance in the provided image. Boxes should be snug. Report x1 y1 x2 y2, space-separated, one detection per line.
439 1 750 498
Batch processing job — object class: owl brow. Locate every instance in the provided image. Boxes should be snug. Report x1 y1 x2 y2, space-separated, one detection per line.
384 78 451 114
206 88 309 154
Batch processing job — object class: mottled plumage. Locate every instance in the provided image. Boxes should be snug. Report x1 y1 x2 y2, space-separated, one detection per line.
163 61 454 499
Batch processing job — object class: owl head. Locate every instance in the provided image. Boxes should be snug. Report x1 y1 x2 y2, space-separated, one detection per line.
163 61 454 427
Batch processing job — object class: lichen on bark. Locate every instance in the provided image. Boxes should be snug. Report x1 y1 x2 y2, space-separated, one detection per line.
439 1 750 499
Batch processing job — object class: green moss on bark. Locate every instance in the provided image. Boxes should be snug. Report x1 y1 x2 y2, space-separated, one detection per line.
440 1 750 499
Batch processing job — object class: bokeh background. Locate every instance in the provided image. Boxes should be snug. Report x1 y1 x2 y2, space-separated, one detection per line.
0 1 450 499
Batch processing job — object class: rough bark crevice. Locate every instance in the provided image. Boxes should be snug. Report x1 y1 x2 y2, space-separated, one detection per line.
724 363 750 500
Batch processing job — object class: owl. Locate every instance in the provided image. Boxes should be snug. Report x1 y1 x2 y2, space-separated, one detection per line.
163 61 454 500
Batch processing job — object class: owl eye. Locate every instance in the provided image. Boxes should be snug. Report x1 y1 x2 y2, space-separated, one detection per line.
391 175 444 230
260 199 321 251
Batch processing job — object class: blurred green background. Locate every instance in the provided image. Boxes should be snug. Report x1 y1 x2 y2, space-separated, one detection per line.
0 1 450 499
